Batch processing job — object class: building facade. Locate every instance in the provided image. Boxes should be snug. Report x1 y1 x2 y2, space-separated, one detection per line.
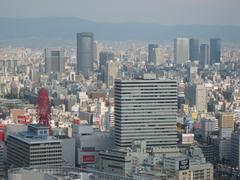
200 44 210 68
114 74 178 147
44 48 64 74
210 38 221 65
174 38 189 64
189 38 199 61
77 32 94 76
7 124 62 168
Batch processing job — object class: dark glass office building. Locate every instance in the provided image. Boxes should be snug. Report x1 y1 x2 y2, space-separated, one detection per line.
148 44 158 64
210 38 221 65
45 48 64 74
77 32 94 76
189 38 199 61
99 51 115 71
200 44 209 67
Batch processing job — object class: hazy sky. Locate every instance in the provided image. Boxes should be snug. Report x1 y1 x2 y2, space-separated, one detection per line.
1 0 240 25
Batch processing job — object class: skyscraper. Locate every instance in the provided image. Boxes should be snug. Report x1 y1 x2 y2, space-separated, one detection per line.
189 38 199 61
200 44 210 67
174 38 189 64
77 32 94 76
105 60 119 88
148 44 158 64
99 51 115 71
114 74 178 147
210 38 221 65
45 49 64 74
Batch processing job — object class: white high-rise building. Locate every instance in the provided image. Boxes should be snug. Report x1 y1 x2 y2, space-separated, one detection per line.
174 38 189 64
114 74 178 147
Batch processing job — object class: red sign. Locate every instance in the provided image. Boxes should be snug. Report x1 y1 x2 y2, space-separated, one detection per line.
17 115 30 124
82 155 95 163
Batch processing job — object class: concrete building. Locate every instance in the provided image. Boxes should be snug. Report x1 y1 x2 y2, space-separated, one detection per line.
7 124 62 168
177 163 213 180
154 48 167 65
105 60 119 88
185 83 207 112
0 60 18 75
44 48 64 74
77 32 94 76
72 125 114 166
114 74 178 147
174 38 189 64
98 141 148 176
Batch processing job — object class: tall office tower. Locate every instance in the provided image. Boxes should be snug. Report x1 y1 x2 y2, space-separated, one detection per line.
114 74 178 147
153 48 167 65
231 130 240 168
148 44 158 64
105 60 119 88
7 124 62 168
218 112 234 162
174 38 189 64
219 112 234 139
210 38 221 65
45 49 64 74
99 51 115 71
195 84 207 112
77 32 94 76
200 44 210 67
189 38 199 61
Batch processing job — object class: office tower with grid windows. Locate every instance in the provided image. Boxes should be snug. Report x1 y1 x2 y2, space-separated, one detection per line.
114 74 178 147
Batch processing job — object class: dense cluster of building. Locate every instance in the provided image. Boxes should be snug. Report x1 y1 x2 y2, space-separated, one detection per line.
0 33 239 179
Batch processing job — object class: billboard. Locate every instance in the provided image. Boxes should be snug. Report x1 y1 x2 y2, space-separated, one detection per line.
181 133 194 144
179 159 189 170
81 155 96 163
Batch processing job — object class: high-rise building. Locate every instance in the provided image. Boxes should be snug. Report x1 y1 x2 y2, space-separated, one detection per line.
99 51 114 71
200 44 210 67
231 130 240 168
105 60 119 88
189 38 199 61
114 74 178 147
174 38 189 64
210 38 221 65
45 49 64 74
154 48 167 65
148 44 158 64
7 124 62 168
77 32 94 76
195 84 207 112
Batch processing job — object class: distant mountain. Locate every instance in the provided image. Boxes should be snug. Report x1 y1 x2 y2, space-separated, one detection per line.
0 17 240 47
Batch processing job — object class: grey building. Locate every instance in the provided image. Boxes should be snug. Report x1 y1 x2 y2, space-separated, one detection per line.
99 51 115 81
200 44 210 67
114 74 178 147
7 124 62 168
210 38 221 65
189 38 199 61
148 44 158 64
77 32 94 76
231 130 240 168
44 49 64 74
99 51 115 71
174 38 189 64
